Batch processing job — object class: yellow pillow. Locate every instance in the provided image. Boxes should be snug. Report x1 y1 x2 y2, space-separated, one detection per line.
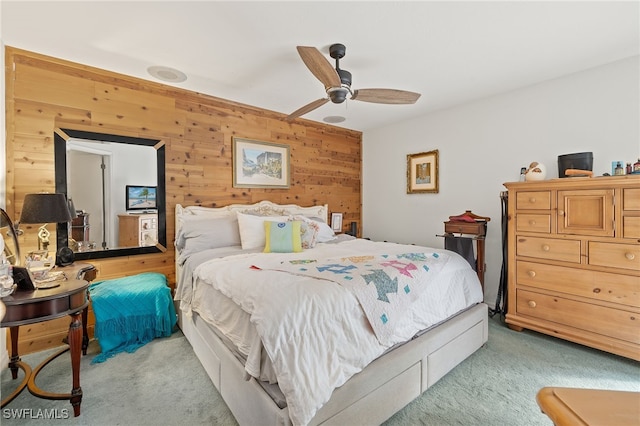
263 221 302 253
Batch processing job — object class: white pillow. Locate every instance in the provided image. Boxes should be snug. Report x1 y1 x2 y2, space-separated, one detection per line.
237 212 289 250
175 216 241 257
308 218 336 243
177 207 234 229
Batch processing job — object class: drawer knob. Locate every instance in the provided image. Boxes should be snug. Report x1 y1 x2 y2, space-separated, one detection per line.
528 270 536 278
593 288 601 294
625 252 635 261
529 220 536 225
542 244 550 252
528 300 537 308
558 210 565 217
529 197 536 203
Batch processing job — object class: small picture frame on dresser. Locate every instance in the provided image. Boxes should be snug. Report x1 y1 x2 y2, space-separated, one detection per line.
611 161 625 175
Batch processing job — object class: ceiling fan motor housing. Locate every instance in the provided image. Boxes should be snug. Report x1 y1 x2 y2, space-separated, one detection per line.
329 46 352 103
337 68 352 86
327 87 350 103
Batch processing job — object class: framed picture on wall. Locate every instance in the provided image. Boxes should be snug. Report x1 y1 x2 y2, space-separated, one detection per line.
407 150 439 194
233 137 290 188
331 213 343 232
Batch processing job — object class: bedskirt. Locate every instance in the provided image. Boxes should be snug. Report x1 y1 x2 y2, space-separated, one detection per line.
179 302 488 425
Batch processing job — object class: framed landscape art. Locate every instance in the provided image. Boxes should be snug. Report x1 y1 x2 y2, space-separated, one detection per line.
233 137 290 188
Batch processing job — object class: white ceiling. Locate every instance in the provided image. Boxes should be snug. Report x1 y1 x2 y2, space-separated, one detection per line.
1 1 639 132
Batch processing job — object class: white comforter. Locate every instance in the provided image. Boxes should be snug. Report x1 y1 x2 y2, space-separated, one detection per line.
186 239 483 426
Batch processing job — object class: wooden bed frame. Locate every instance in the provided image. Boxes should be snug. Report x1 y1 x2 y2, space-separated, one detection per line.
175 201 489 425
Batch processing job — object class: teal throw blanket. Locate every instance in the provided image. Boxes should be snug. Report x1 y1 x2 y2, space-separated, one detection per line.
89 272 176 363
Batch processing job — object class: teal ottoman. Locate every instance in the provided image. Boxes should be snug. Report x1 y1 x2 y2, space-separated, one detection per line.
88 272 176 363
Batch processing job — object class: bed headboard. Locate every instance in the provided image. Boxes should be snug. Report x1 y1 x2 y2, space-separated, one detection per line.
175 200 329 233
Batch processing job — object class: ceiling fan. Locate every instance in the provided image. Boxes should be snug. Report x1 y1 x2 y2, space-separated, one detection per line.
286 43 421 121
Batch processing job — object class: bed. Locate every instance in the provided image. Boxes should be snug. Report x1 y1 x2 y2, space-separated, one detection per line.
174 201 488 426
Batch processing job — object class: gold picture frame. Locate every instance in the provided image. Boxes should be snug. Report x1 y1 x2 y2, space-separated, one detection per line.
232 137 290 188
407 150 439 194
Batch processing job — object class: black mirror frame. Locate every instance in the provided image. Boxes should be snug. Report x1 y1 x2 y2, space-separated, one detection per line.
1 207 21 266
54 128 167 260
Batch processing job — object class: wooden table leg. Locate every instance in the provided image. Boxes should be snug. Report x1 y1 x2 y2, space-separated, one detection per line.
28 310 86 416
68 311 83 416
81 306 89 355
1 326 31 408
9 326 20 379
476 238 485 293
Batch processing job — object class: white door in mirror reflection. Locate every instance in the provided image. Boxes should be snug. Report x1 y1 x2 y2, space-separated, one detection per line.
67 142 112 251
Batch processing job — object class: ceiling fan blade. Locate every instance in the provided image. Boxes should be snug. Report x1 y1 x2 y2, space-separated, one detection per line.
286 98 330 121
296 46 341 89
351 88 421 104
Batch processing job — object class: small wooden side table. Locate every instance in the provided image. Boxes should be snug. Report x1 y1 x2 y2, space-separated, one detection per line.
537 387 640 426
439 210 490 291
0 263 95 416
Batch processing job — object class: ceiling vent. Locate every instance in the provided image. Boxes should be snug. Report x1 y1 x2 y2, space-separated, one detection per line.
147 66 187 83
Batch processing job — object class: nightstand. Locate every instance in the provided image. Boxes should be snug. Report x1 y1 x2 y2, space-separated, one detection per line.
4 262 97 356
1 261 97 416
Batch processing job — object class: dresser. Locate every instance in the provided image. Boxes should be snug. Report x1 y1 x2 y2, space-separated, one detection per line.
118 213 158 247
504 176 640 360
70 213 90 241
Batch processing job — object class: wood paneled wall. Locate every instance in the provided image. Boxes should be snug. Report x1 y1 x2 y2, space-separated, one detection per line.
4 46 362 285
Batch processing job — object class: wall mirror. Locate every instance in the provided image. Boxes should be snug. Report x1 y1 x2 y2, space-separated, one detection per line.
54 128 166 260
1 208 21 266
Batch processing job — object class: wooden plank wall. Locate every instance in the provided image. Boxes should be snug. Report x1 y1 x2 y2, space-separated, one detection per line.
4 46 363 287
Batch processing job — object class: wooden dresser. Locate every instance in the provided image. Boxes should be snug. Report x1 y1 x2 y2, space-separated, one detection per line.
504 175 640 360
118 213 158 248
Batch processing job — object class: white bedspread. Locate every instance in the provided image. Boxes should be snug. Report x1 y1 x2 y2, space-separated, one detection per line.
182 239 482 425
253 251 451 346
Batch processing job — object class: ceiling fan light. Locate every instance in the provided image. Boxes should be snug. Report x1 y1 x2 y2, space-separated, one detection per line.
327 86 351 104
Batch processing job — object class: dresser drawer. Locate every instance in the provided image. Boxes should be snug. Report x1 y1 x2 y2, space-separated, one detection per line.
516 260 640 308
516 214 551 233
140 230 158 247
624 216 640 239
141 217 157 230
444 221 486 236
516 236 581 263
516 289 640 344
516 191 551 210
588 242 640 271
624 188 640 211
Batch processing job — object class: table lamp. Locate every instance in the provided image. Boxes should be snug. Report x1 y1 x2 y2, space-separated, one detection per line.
20 193 72 251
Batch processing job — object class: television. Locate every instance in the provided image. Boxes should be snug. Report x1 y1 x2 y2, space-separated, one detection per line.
125 185 157 211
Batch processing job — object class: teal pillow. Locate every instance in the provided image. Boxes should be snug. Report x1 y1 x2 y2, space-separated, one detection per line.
264 221 302 253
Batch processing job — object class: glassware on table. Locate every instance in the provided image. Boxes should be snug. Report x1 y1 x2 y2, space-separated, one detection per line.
25 251 55 288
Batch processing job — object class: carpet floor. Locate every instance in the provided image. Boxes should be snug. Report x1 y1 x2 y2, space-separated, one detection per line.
2 315 638 425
